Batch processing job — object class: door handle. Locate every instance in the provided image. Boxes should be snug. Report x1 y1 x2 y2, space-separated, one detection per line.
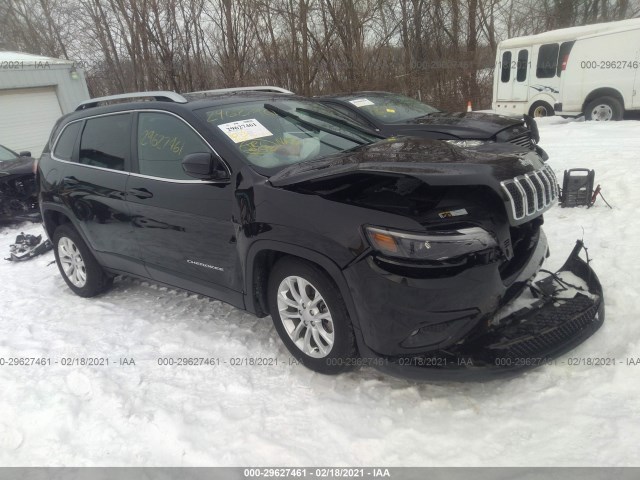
129 187 154 199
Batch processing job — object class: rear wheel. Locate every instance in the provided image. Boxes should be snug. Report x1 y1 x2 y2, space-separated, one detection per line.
585 96 623 121
268 257 357 374
529 101 554 118
53 223 113 297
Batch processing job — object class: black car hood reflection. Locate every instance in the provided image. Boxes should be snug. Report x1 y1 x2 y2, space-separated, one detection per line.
0 157 34 176
394 111 525 139
269 137 544 188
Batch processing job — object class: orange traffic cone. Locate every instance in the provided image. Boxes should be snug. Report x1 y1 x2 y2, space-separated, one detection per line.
467 101 472 112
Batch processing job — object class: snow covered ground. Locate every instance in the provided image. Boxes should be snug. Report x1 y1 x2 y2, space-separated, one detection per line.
1 118 639 467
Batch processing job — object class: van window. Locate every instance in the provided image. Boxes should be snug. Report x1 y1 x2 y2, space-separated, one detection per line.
557 41 575 76
501 51 512 82
517 50 528 82
137 112 211 180
536 43 559 78
79 114 131 171
53 122 82 161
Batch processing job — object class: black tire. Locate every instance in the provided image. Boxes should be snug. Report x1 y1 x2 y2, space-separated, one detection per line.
267 257 357 374
528 101 554 118
53 223 113 297
584 96 623 121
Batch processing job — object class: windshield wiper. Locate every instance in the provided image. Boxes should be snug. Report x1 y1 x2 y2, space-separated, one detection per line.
294 107 383 140
414 111 440 119
263 103 368 146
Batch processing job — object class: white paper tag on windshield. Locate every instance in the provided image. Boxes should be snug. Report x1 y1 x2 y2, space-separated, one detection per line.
349 98 374 107
218 119 273 143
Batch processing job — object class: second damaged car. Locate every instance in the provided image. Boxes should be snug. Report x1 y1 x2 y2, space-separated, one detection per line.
0 144 39 222
38 90 604 380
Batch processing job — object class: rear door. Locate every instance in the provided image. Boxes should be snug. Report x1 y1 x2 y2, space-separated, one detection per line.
55 113 140 269
497 50 515 101
512 48 531 101
126 110 241 302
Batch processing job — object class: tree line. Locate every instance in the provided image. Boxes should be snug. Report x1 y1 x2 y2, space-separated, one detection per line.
1 0 638 110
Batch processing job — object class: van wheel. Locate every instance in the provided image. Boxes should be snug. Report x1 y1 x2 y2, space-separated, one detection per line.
53 224 113 297
529 101 554 118
268 257 357 374
585 96 623 121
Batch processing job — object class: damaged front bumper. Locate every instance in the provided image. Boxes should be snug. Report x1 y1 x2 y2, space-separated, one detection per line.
368 240 604 381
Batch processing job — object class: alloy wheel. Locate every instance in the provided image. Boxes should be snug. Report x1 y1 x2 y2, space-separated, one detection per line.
58 236 87 288
276 275 335 358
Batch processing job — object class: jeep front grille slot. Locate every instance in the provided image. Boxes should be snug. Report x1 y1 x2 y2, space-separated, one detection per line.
508 132 532 148
501 165 558 221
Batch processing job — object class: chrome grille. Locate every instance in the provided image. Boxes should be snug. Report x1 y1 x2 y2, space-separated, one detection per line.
508 131 533 148
501 165 558 220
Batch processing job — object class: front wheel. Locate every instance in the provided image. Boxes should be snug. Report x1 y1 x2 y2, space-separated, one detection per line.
268 258 357 374
585 96 623 121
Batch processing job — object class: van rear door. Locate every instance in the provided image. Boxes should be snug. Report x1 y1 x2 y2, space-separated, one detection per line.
497 50 514 101
497 48 531 102
512 48 531 101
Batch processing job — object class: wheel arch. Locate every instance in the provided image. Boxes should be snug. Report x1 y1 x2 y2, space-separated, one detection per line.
245 241 362 330
527 92 556 111
42 204 74 240
41 203 94 251
582 88 625 112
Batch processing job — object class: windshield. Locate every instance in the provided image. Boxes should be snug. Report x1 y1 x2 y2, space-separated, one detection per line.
197 100 378 172
340 93 439 123
0 145 18 161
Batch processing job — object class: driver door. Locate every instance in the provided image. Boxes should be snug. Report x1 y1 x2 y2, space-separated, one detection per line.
127 111 242 301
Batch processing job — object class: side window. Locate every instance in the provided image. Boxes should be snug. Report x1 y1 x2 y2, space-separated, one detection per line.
137 112 210 180
501 51 512 82
536 43 559 78
53 122 82 161
557 41 575 76
516 49 528 82
79 114 131 171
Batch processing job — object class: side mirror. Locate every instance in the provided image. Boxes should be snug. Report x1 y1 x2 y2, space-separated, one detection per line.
181 152 230 181
19 151 31 158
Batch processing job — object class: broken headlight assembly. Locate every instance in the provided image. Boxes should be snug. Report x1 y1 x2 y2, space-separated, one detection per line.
444 139 492 148
365 226 497 261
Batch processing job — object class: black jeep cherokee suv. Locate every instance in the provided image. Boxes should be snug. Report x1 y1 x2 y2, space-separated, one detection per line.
38 90 604 380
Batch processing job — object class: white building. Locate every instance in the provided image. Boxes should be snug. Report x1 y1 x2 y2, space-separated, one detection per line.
0 51 90 156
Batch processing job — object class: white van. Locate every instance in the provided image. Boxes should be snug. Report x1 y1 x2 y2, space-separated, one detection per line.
555 21 640 120
492 18 640 119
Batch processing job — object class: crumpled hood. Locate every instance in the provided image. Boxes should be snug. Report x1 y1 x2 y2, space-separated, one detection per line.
269 137 545 188
394 111 526 139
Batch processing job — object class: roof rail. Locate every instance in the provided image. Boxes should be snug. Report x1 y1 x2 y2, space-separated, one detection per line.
76 91 188 111
187 86 294 96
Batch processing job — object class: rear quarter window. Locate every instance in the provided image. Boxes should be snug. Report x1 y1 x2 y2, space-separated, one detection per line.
53 122 82 161
79 114 132 171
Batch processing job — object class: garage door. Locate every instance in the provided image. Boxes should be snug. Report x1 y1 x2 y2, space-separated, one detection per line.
0 87 63 157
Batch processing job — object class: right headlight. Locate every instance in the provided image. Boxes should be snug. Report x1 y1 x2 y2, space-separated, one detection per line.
444 139 490 148
365 226 497 261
